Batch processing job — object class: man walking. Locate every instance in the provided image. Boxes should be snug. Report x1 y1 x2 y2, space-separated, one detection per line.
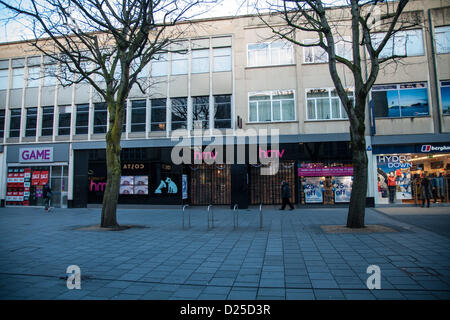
43 183 52 211
280 181 294 210
420 175 432 208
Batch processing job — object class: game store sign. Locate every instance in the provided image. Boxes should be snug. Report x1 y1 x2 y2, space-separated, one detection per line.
19 147 53 163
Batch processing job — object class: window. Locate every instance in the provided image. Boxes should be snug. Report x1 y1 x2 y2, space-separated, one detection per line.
25 107 37 137
44 63 57 87
171 97 187 130
58 105 71 135
93 102 107 134
122 103 127 132
0 68 8 90
306 88 352 120
213 47 232 72
192 49 210 74
0 109 5 138
41 106 54 136
248 42 293 67
372 29 424 58
171 52 188 75
303 40 328 64
192 96 209 129
440 80 450 115
249 90 295 122
372 82 429 118
9 109 21 137
151 98 166 131
27 66 40 88
151 53 168 77
214 95 231 128
12 67 24 89
131 100 146 132
435 26 450 54
75 104 89 134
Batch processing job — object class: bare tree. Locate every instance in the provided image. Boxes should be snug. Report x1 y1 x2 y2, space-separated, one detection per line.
0 0 217 228
252 0 420 227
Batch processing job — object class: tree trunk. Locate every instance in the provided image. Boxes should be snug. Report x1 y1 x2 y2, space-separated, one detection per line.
347 116 368 228
100 112 122 228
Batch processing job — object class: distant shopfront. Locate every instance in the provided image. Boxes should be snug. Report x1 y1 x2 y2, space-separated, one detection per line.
72 140 353 208
5 144 70 207
373 143 450 205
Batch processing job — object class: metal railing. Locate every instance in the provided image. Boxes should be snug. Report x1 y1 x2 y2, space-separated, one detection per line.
182 204 190 230
259 203 263 230
207 204 214 230
233 204 238 229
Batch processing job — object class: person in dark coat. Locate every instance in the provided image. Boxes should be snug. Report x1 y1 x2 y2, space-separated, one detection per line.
43 183 52 211
420 175 432 208
280 181 294 210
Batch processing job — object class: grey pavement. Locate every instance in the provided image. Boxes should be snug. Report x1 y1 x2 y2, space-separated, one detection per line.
0 205 449 300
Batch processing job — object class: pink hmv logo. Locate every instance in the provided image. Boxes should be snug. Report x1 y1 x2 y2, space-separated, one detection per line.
421 145 431 152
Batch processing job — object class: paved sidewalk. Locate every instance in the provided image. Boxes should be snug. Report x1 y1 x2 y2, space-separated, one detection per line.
0 206 449 300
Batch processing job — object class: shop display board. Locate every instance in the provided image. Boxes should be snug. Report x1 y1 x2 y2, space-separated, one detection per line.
333 176 353 203
376 155 412 200
303 177 324 203
119 176 149 195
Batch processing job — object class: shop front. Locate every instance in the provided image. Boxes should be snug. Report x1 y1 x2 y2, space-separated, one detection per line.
5 144 70 207
373 143 450 205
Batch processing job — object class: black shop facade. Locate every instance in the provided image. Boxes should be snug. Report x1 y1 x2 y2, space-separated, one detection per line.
70 138 353 208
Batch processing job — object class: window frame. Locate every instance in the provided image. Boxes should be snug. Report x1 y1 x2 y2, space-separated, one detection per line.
130 99 146 132
192 96 210 129
435 26 450 54
248 90 296 123
439 80 450 116
305 87 353 121
58 105 72 136
171 51 188 76
150 98 167 132
93 102 107 134
247 41 294 67
371 82 430 119
0 109 5 138
213 47 232 72
25 107 38 137
372 29 425 58
171 97 188 130
214 95 232 129
75 104 89 135
9 108 22 138
191 48 210 74
41 106 54 136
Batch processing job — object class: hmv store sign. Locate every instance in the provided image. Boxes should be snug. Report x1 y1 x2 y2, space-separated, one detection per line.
19 147 54 163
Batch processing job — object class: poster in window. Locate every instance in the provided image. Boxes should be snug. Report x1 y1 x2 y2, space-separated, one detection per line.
120 176 134 186
32 171 41 186
334 176 352 203
119 185 134 195
134 185 148 195
40 171 49 185
303 177 323 203
134 176 148 186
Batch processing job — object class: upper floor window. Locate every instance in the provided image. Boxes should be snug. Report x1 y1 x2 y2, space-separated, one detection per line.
75 104 89 134
248 90 295 122
171 97 187 130
93 102 107 134
213 47 232 72
151 98 166 131
192 96 209 129
192 49 209 74
131 100 146 132
58 105 72 135
248 41 293 67
372 29 424 58
44 63 57 87
0 68 7 90
12 67 24 89
214 95 231 128
306 88 352 120
0 109 5 138
41 106 54 136
171 52 188 75
440 80 450 115
25 107 37 137
435 26 450 54
151 53 168 77
9 109 21 138
303 38 352 64
27 66 41 88
372 82 429 118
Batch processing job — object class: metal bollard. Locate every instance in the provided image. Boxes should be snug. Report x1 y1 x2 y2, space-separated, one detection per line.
207 204 214 230
259 203 263 230
233 204 238 229
182 204 189 229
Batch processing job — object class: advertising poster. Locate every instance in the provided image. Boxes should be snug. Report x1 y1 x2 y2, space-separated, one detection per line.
303 177 324 203
40 171 49 185
376 155 412 200
182 174 188 200
119 185 134 195
334 176 353 203
32 171 41 186
134 185 148 195
134 176 148 186
120 176 134 186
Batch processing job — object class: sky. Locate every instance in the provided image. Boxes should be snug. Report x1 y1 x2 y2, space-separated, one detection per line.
0 0 251 44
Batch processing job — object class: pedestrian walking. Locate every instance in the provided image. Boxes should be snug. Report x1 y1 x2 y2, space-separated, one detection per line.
280 181 294 210
43 183 52 211
420 175 432 208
